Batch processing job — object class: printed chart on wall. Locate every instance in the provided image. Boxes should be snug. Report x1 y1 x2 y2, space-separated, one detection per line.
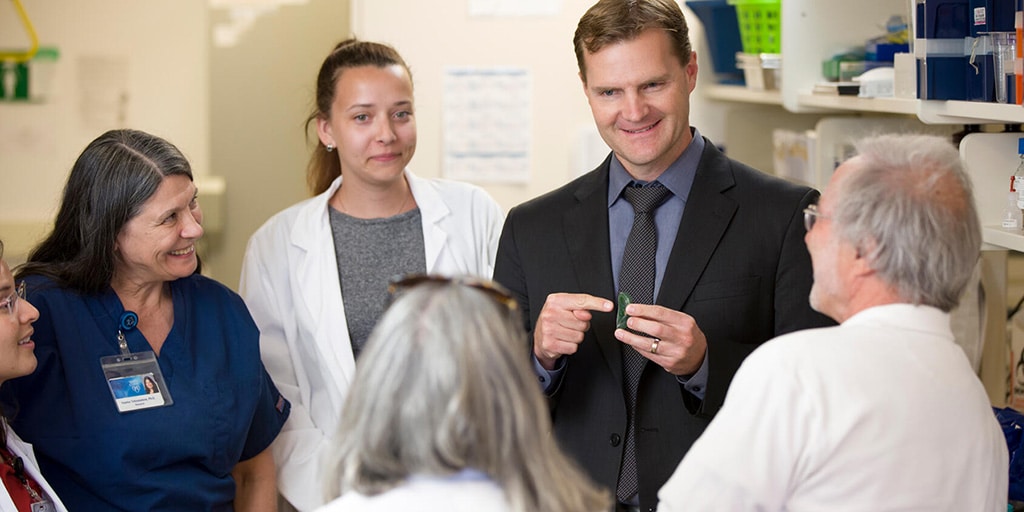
442 67 531 184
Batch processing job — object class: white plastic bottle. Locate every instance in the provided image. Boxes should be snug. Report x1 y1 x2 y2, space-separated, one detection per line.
1003 191 1023 231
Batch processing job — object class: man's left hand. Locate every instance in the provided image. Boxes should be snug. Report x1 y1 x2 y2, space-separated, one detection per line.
614 304 707 375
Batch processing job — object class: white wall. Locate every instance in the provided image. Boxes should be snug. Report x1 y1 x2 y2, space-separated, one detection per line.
206 0 349 289
0 0 209 263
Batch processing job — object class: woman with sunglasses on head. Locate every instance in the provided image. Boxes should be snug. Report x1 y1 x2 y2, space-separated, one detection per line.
8 130 290 511
240 38 503 511
0 241 67 512
317 276 609 512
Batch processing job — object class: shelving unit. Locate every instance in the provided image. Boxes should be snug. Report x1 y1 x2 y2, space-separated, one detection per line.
983 228 1024 253
692 0 1024 227
796 94 917 115
918 100 1024 125
703 84 782 105
688 0 1024 405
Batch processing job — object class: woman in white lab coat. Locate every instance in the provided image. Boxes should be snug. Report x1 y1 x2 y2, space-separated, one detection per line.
239 39 504 512
0 241 67 512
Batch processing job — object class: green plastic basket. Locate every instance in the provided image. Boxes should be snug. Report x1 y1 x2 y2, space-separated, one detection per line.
726 0 781 54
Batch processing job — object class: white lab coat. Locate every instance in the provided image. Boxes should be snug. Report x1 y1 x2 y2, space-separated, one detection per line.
239 170 504 511
0 426 68 512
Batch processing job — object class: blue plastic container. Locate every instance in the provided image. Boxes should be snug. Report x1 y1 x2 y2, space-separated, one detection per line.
686 0 745 84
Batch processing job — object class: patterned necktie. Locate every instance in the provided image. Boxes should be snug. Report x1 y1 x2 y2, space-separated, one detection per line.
616 182 671 503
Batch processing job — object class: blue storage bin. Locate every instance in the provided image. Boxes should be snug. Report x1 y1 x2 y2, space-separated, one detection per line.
686 0 745 84
915 0 971 100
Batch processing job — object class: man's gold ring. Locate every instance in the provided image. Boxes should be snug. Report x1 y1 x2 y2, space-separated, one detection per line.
650 339 659 355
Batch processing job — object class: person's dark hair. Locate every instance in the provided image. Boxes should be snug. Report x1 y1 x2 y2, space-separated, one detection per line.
305 38 412 195
573 0 692 82
17 129 196 294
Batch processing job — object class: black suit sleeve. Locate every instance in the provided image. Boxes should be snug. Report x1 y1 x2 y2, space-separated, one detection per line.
697 186 835 417
494 207 533 335
774 188 835 336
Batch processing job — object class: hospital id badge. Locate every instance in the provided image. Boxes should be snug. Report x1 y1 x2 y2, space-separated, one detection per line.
100 351 173 413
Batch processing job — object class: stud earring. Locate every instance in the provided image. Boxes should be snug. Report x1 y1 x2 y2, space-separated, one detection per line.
326 144 335 152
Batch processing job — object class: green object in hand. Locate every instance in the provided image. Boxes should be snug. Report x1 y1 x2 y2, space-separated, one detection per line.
616 291 632 330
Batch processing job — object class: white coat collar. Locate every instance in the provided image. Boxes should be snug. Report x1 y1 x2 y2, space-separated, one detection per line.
290 170 452 267
285 169 454 394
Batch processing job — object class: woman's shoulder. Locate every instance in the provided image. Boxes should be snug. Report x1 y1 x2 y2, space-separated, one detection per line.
175 275 259 336
410 174 501 216
21 274 79 305
22 273 57 290
176 274 243 305
420 175 489 197
255 188 333 234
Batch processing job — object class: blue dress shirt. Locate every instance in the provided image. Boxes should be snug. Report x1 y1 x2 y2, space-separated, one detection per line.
535 128 710 399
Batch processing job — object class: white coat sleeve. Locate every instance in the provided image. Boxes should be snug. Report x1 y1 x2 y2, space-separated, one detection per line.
240 233 329 512
476 187 505 278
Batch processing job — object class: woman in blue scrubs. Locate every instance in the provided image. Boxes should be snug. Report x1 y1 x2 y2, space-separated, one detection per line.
7 130 290 511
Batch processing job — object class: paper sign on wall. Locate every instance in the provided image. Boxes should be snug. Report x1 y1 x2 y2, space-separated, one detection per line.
442 67 531 184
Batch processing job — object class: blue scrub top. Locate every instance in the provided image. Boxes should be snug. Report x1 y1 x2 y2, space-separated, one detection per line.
5 274 290 511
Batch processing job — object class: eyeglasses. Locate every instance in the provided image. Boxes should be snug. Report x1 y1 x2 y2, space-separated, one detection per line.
387 274 518 312
803 204 830 232
0 281 26 316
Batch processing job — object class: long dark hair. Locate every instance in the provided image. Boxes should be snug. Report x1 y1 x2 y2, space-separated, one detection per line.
17 129 197 293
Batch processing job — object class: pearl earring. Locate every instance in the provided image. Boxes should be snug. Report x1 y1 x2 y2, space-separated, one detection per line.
326 144 335 152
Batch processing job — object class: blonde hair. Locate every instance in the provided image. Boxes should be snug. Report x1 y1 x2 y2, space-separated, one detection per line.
574 0 692 82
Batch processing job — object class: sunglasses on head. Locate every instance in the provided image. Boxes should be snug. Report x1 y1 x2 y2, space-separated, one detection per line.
387 274 518 312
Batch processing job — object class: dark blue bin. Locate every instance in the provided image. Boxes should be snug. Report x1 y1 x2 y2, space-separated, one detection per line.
686 0 745 84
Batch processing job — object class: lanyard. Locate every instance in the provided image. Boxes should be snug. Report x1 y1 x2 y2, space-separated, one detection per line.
1 448 44 506
101 311 174 412
116 311 139 356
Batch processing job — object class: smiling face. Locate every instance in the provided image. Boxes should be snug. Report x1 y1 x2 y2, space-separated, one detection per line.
0 259 39 385
581 28 697 181
804 162 861 322
113 174 203 288
317 64 416 190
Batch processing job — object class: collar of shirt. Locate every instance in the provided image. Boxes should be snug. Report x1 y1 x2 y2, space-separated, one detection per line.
607 127 704 207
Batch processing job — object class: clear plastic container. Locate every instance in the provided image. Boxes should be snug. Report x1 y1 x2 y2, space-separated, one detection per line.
993 32 1016 104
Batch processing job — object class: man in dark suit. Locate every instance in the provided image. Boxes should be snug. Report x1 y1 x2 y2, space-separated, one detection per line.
492 1 833 511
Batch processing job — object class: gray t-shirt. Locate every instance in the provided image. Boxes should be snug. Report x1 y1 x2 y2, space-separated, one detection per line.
329 206 426 358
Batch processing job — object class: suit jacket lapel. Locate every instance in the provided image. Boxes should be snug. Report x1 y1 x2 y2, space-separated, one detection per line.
564 157 622 383
658 140 738 311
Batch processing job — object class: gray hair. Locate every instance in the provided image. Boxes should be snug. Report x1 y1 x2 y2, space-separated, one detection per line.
17 129 195 293
833 134 981 311
322 280 610 511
